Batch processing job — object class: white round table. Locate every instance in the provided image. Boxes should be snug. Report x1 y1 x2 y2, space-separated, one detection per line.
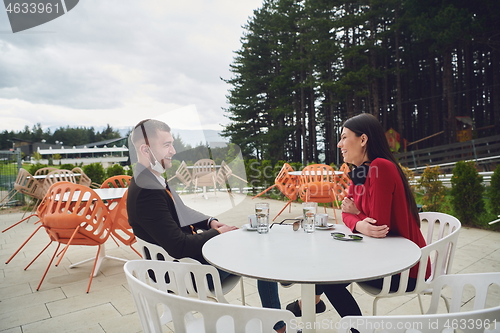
203 224 421 333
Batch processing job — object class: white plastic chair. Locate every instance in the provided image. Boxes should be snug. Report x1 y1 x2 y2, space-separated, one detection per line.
339 272 500 333
356 212 461 315
136 237 246 305
124 260 294 333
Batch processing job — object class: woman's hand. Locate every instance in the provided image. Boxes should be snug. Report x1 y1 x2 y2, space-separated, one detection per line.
341 197 360 215
355 218 389 238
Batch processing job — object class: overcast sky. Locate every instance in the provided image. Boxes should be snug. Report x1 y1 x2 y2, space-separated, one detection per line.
0 0 262 135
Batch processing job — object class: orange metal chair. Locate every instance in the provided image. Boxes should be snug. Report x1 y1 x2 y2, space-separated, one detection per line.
298 164 336 217
332 163 351 221
100 175 132 189
253 163 299 221
25 182 118 293
100 175 132 207
107 189 141 257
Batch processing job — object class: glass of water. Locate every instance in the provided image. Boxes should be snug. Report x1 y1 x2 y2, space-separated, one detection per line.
302 202 317 233
255 202 270 234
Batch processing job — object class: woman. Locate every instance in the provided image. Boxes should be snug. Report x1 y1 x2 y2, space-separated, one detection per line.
286 113 429 320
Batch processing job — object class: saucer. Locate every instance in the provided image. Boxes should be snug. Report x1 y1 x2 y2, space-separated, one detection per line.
242 223 258 231
316 224 335 230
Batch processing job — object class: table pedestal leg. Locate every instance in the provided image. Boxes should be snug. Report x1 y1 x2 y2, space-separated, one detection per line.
70 244 127 277
301 283 316 333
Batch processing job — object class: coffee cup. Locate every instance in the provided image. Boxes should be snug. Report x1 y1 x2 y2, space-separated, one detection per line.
248 214 258 228
315 213 329 227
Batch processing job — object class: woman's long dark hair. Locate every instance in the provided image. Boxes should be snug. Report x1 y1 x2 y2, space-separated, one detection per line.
343 113 420 227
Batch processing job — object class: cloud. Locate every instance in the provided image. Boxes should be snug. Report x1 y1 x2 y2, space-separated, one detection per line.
0 0 261 132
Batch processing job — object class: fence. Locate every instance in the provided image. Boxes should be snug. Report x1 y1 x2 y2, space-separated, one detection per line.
395 135 500 173
0 149 23 206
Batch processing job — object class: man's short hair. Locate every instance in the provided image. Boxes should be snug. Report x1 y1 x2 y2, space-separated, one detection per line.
131 119 171 148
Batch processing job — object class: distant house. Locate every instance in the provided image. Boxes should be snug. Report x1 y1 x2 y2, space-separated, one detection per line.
32 137 129 167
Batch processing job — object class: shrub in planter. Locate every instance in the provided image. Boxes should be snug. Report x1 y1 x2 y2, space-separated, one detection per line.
488 164 500 216
450 161 484 226
83 163 106 185
418 166 446 212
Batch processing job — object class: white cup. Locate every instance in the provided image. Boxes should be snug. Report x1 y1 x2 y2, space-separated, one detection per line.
248 214 258 228
315 213 329 227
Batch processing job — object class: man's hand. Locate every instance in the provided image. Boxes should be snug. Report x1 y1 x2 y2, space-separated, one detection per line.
217 224 238 233
341 197 360 215
210 219 225 229
355 218 389 238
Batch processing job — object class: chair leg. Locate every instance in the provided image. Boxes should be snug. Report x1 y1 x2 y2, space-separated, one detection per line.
240 277 246 306
372 297 379 315
24 240 53 270
36 243 61 291
5 225 43 264
86 245 102 293
2 214 39 233
418 293 425 314
55 227 80 266
272 200 293 221
252 184 277 199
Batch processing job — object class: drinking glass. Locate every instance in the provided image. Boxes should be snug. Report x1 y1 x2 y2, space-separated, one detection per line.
302 202 317 233
255 202 270 234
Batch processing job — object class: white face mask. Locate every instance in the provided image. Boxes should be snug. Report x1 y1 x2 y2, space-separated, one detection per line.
148 148 166 174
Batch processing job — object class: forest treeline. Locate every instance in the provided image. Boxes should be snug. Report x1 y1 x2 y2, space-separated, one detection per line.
222 0 500 165
0 123 122 149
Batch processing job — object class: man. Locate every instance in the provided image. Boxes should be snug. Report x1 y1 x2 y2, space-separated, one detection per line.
127 119 286 333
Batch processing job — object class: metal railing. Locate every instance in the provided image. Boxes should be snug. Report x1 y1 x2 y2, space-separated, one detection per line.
0 149 23 206
395 135 500 173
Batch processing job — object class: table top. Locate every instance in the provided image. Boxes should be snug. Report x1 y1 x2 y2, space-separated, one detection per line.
32 173 81 179
203 224 421 285
288 170 344 176
57 187 127 201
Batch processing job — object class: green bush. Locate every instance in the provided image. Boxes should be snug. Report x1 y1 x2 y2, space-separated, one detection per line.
28 163 47 175
59 163 76 170
418 166 446 212
106 164 125 178
450 161 484 226
260 160 274 190
488 164 500 216
83 163 106 185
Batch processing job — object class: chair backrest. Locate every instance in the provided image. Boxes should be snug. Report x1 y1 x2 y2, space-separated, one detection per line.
175 161 193 187
332 163 351 208
193 159 216 176
427 272 500 314
125 259 227 302
215 160 231 188
108 189 136 246
299 164 336 202
136 236 199 263
71 167 92 187
339 272 500 333
300 164 335 184
33 167 58 177
419 212 461 280
41 169 77 194
410 213 461 294
14 168 43 199
274 163 298 200
42 181 111 245
124 260 294 333
100 175 132 188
